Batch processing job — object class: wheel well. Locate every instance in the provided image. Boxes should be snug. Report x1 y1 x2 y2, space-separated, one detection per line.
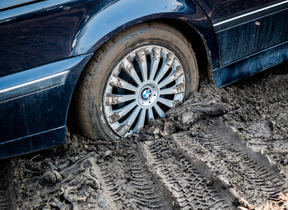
67 19 211 131
156 19 212 79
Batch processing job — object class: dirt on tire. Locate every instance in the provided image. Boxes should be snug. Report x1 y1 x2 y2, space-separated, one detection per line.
5 64 288 209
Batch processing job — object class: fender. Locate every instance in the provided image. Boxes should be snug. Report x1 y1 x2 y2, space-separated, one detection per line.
71 0 219 69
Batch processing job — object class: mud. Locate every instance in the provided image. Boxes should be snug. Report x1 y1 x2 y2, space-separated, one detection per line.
4 63 288 209
0 161 16 210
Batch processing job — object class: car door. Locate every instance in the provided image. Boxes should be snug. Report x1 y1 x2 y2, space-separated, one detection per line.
195 0 288 66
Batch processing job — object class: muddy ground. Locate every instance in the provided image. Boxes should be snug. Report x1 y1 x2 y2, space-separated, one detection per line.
1 64 288 209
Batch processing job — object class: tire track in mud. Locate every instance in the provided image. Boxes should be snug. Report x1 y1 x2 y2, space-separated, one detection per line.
55 153 114 210
171 121 286 207
0 161 16 210
49 148 173 209
51 121 286 209
140 139 236 209
96 147 174 209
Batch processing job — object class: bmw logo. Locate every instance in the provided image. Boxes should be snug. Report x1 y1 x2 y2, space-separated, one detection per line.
142 88 152 100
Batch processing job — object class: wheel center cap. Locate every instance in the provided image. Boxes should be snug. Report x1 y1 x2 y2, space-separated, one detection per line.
141 88 152 100
138 83 159 108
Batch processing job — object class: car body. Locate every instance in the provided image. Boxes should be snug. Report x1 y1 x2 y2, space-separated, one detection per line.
0 0 287 159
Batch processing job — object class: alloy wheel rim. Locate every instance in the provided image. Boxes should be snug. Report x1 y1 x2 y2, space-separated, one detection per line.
103 45 186 137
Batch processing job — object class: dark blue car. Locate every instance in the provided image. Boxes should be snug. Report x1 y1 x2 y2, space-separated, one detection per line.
0 0 287 159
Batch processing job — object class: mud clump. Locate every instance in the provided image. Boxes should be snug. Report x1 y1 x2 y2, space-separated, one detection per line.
6 64 288 209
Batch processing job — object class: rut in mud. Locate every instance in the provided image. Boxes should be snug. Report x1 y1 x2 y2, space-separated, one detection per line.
94 146 173 209
141 137 235 209
5 64 288 209
169 122 286 206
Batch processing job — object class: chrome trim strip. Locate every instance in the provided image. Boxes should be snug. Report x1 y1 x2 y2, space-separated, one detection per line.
213 0 288 27
0 55 89 102
0 0 39 12
0 70 69 102
0 71 68 94
0 0 74 23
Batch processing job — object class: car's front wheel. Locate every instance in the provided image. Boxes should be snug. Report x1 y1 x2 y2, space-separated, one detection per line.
76 22 199 140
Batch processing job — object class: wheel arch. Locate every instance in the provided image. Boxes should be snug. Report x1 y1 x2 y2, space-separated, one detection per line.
71 0 219 70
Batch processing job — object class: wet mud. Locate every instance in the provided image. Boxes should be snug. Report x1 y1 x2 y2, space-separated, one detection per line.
4 64 288 209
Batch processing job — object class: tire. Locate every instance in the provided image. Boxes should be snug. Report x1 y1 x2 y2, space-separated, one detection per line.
76 22 199 140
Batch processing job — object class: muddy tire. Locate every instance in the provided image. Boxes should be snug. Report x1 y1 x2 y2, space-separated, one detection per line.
76 22 199 140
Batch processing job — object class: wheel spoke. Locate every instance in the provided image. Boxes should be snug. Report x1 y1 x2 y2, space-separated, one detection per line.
149 47 161 80
108 101 137 124
159 66 183 88
135 108 146 131
116 106 141 136
105 94 135 106
136 49 148 82
154 104 165 118
148 108 154 121
155 52 175 83
158 97 176 108
160 83 185 95
109 74 137 92
120 58 142 85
